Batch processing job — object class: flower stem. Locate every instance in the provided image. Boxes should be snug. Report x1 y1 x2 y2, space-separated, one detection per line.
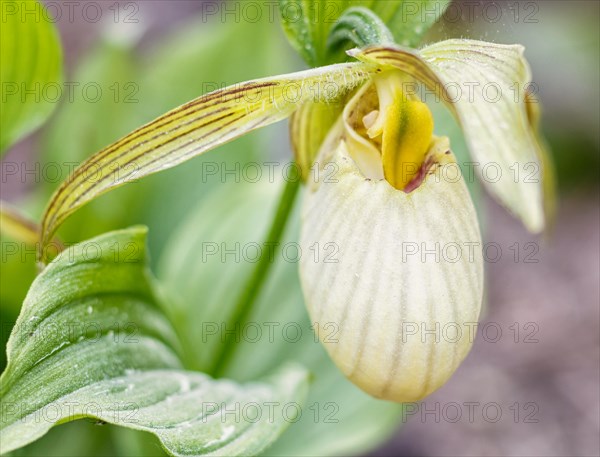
212 177 301 377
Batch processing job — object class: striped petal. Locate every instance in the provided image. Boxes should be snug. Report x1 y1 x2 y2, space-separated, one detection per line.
39 63 374 261
300 139 483 402
350 40 546 233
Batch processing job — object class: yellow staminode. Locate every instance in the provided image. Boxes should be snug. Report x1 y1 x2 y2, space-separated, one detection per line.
365 73 434 191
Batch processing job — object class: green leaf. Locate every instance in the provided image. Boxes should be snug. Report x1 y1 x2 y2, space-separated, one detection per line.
158 179 402 456
0 227 309 456
278 1 450 66
9 420 153 456
325 6 395 63
368 0 450 47
0 0 63 153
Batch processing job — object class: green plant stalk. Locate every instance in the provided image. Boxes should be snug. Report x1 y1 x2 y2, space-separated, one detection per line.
212 176 301 377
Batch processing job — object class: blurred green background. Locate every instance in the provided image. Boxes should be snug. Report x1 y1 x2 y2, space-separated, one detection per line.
1 1 598 456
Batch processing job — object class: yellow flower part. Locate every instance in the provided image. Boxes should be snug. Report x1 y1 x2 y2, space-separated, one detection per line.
339 72 435 193
368 73 435 191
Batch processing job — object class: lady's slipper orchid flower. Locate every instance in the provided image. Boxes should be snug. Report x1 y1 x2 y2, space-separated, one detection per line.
39 39 552 402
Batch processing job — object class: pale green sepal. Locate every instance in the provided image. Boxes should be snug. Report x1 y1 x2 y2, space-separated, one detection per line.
420 39 545 232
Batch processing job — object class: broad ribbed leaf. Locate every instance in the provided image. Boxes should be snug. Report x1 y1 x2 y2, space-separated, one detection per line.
0 0 62 153
39 64 373 259
279 1 450 66
0 227 309 455
301 140 484 402
158 179 402 457
352 40 546 232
